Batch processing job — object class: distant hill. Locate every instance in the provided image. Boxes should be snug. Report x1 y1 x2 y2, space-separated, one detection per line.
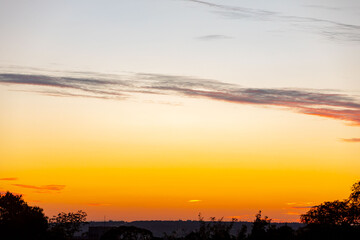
82 220 303 237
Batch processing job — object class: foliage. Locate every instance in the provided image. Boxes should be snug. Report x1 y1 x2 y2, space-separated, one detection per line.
349 181 360 204
300 180 360 226
183 214 236 240
300 200 350 225
174 212 296 240
0 191 48 240
49 210 87 239
249 211 272 239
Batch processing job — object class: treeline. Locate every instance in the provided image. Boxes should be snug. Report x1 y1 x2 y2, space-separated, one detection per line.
100 209 359 240
1 181 359 240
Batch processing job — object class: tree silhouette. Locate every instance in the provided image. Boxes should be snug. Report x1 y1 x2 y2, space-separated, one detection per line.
49 210 87 239
300 200 350 225
184 214 236 240
249 211 272 240
0 191 48 240
350 181 360 202
348 181 360 225
300 180 360 226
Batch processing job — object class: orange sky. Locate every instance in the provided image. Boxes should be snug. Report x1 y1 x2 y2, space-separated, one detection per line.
1 84 359 222
1 0 360 223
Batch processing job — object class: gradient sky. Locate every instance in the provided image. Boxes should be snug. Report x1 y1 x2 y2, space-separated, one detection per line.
0 0 360 222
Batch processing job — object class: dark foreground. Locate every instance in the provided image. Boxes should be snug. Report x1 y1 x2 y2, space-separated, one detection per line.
1 211 360 240
1 180 359 240
84 214 360 240
83 220 303 238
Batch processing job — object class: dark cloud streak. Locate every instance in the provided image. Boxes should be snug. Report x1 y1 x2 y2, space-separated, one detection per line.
291 206 315 209
1 71 360 126
0 73 130 100
304 5 340 11
187 0 360 42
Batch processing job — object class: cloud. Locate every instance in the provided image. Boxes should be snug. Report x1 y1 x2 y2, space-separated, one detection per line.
0 73 130 100
286 202 315 209
290 206 314 209
187 0 360 42
0 177 18 181
149 82 360 126
12 184 65 192
304 5 340 11
197 35 233 40
188 199 202 203
285 212 301 216
298 107 360 126
341 138 360 143
1 70 360 127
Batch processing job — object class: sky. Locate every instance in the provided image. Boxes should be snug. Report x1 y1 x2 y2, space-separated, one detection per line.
0 0 359 222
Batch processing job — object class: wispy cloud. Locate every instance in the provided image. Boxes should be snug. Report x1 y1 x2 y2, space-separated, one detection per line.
304 5 340 11
341 138 360 143
285 212 302 216
286 202 315 209
188 199 202 203
12 184 65 193
0 73 129 100
0 177 18 181
187 0 360 42
290 206 314 209
197 34 233 40
1 70 360 127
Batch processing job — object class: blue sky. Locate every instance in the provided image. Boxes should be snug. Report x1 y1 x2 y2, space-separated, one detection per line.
1 0 359 90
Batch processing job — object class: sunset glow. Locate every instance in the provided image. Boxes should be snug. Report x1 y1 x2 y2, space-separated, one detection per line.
0 0 359 223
